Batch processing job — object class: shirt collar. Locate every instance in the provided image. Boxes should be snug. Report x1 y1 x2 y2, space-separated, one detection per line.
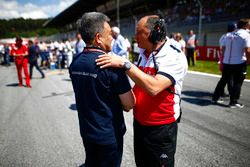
83 46 106 54
143 40 166 58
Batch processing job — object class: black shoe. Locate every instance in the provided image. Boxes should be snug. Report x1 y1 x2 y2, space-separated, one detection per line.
229 102 244 109
42 75 45 79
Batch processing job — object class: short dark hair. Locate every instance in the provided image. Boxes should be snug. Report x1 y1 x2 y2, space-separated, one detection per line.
77 12 110 44
28 40 33 45
237 18 250 29
227 22 237 32
16 36 22 42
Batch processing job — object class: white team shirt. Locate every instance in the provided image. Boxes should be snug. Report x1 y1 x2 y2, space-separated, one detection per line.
222 29 250 64
219 32 231 47
135 38 188 124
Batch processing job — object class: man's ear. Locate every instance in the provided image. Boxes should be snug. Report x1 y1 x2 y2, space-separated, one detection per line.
95 33 102 45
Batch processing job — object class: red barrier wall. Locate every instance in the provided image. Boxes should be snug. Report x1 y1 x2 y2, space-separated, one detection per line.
195 46 220 62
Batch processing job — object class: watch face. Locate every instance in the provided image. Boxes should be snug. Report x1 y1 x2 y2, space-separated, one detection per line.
124 61 131 70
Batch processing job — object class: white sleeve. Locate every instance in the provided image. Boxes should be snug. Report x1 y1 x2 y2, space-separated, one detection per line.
157 53 187 85
244 34 250 48
219 35 225 47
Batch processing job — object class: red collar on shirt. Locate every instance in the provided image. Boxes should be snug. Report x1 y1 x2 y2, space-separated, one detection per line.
83 47 106 54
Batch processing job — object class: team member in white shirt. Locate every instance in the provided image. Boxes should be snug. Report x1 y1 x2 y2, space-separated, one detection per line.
212 18 250 108
213 23 237 103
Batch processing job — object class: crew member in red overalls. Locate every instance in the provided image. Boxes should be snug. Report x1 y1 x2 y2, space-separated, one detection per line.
11 37 31 87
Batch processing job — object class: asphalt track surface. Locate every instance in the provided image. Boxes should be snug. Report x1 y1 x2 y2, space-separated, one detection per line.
0 65 249 167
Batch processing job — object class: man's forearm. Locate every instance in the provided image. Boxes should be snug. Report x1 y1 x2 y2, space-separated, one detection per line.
96 54 172 95
127 64 171 96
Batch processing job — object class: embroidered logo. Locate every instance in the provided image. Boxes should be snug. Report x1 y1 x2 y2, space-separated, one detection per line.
160 153 168 159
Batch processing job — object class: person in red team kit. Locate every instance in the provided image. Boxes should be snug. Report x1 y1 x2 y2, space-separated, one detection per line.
97 15 188 167
11 37 31 87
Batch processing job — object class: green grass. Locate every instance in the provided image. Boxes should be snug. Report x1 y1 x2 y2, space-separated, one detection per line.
188 60 250 79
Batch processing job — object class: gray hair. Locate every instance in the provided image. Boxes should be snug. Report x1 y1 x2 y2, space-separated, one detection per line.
145 16 160 30
77 12 110 43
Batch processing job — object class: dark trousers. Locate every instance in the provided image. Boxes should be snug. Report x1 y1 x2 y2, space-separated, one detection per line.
3 53 10 65
213 63 246 103
83 138 123 167
186 48 195 66
29 59 45 79
223 78 233 97
134 119 178 167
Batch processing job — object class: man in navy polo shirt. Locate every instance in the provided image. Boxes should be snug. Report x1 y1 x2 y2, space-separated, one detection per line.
69 12 135 167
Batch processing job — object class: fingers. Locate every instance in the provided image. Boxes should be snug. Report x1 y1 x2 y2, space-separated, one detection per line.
98 54 109 58
96 55 110 62
96 59 111 66
97 54 111 60
100 63 111 69
96 54 112 68
95 57 109 63
96 53 124 68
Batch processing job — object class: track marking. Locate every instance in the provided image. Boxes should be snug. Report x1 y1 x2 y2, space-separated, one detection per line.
188 70 250 83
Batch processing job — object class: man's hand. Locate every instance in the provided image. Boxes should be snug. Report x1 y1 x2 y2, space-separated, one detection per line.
96 54 126 68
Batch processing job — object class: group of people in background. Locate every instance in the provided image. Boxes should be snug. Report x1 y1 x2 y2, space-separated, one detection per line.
0 23 132 88
170 29 198 66
212 18 250 108
2 32 88 88
169 19 250 109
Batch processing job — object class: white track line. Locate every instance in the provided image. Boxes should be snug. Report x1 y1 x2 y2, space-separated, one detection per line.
188 70 250 83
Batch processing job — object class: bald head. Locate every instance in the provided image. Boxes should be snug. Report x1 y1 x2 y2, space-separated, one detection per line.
135 15 166 51
138 15 159 30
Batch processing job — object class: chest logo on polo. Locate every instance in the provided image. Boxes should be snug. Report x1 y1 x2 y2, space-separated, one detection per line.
71 71 97 78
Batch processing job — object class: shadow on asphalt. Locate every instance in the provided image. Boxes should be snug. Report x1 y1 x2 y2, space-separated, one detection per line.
30 77 43 79
6 83 19 87
182 90 213 106
69 104 77 111
79 164 85 167
62 78 71 82
42 91 73 98
182 97 212 106
182 90 229 107
182 90 213 97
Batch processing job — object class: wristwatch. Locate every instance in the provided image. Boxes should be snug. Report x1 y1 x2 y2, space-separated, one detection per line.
123 61 132 71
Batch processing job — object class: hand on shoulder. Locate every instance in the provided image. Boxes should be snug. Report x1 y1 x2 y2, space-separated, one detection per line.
96 53 127 69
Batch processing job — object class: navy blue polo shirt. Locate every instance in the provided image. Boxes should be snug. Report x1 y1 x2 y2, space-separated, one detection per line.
69 47 131 145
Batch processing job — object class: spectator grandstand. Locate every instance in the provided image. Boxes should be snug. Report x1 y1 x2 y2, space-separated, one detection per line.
164 0 249 26
44 0 250 46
